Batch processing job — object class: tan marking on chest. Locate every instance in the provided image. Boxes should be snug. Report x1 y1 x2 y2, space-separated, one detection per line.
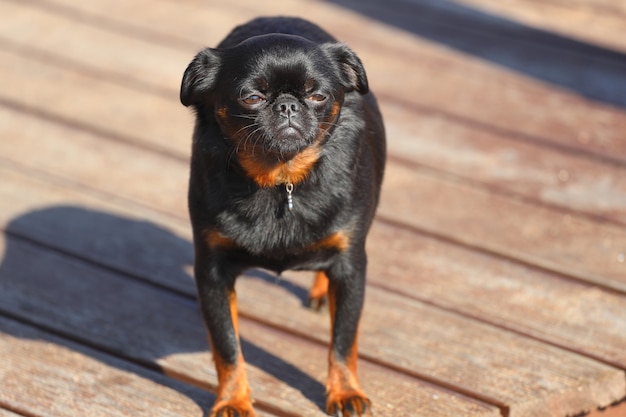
307 231 350 253
205 229 237 250
238 146 320 188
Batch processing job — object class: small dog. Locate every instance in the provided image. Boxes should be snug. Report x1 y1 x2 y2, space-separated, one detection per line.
180 16 385 417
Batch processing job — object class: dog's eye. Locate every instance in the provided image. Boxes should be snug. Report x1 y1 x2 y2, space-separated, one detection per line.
241 94 266 107
307 94 327 103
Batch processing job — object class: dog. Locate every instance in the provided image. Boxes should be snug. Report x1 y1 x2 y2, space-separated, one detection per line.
180 16 385 417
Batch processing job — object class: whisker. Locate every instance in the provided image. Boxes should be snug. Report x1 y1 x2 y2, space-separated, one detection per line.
232 113 258 120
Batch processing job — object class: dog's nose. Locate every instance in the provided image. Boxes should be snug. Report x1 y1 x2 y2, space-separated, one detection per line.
273 99 300 117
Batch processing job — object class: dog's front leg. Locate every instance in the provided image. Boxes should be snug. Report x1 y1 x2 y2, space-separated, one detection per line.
324 252 372 417
194 254 254 417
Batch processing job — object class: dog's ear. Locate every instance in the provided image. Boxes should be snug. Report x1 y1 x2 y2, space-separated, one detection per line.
180 48 222 107
321 43 369 94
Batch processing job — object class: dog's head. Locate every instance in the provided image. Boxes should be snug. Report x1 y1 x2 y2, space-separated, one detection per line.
181 33 368 184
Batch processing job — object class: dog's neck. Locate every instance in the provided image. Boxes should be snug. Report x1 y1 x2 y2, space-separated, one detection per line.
236 146 320 188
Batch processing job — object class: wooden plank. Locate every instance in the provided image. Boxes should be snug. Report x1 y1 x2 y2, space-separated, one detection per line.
4 0 626 164
0 237 311 416
455 0 626 53
0 2 620 412
2 0 626 236
380 163 626 292
25 0 626 162
235 273 625 417
0 99 189 217
1 164 625 413
366 221 626 370
0 170 623 416
0 42 190 159
23 0 626 53
3 0 620 286
5 90 620 348
589 401 626 417
237 315 500 417
0 317 217 417
0 164 194 297
0 0 190 87
320 0 626 110
2 102 625 292
2 0 626 227
3 38 625 236
0 231 621 417
5 88 620 357
3 162 626 383
536 0 626 13
384 101 626 226
0 234 500 417
0 152 626 368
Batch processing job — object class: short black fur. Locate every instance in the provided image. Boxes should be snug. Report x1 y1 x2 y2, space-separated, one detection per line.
181 16 385 416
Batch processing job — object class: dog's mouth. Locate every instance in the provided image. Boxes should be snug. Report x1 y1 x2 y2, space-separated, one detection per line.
236 132 309 164
270 140 308 162
231 108 317 163
261 124 311 161
275 125 303 141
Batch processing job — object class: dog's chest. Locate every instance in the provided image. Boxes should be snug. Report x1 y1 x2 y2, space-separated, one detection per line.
216 185 345 260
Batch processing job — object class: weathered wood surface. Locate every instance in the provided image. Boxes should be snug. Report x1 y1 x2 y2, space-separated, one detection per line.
1 0 626 416
2 160 626 394
0 409 22 417
0 231 499 417
3 46 626 290
3 0 626 283
0 317 219 417
456 0 626 53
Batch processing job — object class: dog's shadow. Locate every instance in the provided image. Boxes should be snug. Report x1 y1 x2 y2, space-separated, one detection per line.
0 205 326 414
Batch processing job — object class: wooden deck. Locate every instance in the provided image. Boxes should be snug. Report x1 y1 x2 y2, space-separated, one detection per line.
1 0 626 416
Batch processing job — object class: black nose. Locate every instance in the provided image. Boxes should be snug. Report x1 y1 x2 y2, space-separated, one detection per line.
273 99 300 117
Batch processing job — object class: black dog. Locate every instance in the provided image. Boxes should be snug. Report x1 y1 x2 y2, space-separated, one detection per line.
180 16 385 417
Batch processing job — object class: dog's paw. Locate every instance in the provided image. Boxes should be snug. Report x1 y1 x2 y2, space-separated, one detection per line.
308 271 329 312
307 293 328 311
326 391 372 417
210 401 255 417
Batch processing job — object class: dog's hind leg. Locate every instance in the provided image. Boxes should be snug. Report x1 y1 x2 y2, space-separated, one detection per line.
308 271 329 311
